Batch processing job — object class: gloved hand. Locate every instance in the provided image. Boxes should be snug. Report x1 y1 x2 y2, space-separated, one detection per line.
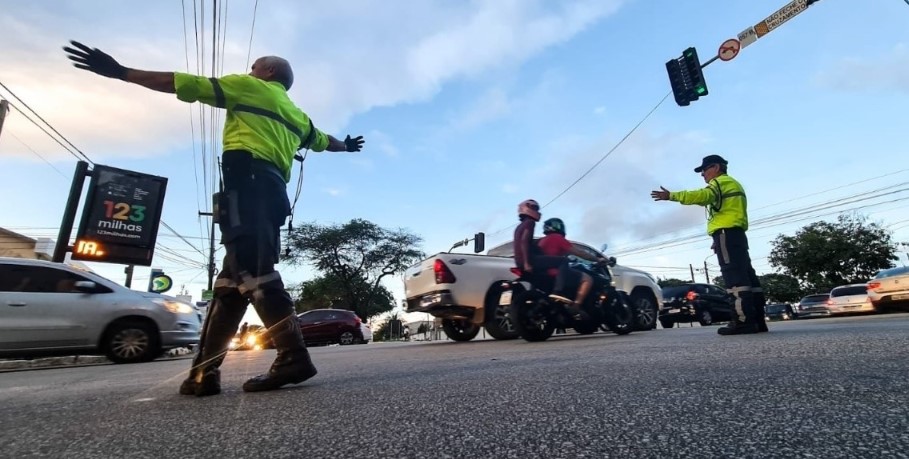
63 41 127 80
344 135 365 152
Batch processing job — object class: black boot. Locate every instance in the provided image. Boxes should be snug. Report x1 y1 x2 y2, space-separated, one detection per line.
178 294 247 396
243 298 317 392
717 320 759 335
179 367 221 396
242 347 318 392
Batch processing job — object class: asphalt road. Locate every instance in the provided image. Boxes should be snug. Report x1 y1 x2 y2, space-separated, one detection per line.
1 314 907 459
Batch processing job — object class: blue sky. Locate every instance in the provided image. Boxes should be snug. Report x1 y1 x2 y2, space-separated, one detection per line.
2 0 908 325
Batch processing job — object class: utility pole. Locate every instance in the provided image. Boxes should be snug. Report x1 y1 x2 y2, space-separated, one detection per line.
703 261 711 283
0 99 9 140
124 265 134 288
689 264 696 282
199 210 217 291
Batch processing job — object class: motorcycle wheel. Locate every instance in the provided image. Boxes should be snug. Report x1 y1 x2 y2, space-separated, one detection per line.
603 292 635 336
510 290 555 342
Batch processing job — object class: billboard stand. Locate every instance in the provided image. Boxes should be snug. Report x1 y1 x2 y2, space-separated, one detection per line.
53 161 91 263
53 161 168 267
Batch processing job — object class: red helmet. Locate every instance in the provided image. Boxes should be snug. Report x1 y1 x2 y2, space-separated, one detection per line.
518 199 541 221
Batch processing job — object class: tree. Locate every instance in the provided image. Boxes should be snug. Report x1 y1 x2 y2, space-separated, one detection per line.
712 276 725 289
293 273 395 317
757 273 802 304
284 219 424 320
769 214 897 292
417 323 430 334
658 277 690 288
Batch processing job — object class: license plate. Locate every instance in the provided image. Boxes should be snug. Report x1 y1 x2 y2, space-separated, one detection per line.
667 308 681 314
892 294 909 300
499 290 513 305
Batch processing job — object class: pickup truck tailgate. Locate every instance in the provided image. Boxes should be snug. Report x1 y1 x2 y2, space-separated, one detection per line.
404 259 438 299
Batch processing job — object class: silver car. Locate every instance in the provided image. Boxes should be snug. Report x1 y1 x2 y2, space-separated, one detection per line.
827 284 875 315
0 257 201 363
868 266 909 310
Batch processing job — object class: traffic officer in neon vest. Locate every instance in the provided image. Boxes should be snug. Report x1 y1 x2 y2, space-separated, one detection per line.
63 41 365 395
650 155 767 335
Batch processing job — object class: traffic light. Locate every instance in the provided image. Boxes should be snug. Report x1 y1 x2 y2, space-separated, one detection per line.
682 47 708 100
665 58 690 106
665 46 709 106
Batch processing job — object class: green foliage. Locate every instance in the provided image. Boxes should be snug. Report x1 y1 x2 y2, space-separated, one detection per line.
372 312 406 342
293 272 394 318
284 218 424 320
757 273 803 303
769 214 897 292
712 276 725 289
657 277 691 288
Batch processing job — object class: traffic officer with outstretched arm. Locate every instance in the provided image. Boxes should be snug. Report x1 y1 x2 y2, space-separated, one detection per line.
63 41 365 395
650 155 767 335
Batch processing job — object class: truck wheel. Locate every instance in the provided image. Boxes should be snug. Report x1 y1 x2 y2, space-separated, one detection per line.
484 284 521 340
632 291 658 331
441 319 481 342
697 310 714 326
510 291 555 342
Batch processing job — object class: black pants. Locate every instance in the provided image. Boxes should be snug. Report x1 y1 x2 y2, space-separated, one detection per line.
712 228 764 324
191 151 307 373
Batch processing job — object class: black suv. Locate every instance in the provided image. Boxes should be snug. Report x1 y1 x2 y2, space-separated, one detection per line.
659 283 733 328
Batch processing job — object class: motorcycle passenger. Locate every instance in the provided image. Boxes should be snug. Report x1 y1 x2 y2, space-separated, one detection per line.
538 218 606 318
512 199 564 290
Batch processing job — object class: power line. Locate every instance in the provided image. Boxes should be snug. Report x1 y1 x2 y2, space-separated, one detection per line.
0 97 87 164
0 81 94 164
485 92 672 240
4 131 69 179
245 0 260 70
618 191 909 258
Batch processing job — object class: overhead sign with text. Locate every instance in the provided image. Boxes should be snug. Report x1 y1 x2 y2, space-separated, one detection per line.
72 165 168 266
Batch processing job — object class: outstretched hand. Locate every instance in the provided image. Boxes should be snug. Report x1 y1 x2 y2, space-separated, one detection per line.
650 186 671 201
344 135 365 152
63 40 127 80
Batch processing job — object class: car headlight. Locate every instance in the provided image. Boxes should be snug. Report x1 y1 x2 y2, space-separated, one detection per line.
246 335 258 346
153 298 195 314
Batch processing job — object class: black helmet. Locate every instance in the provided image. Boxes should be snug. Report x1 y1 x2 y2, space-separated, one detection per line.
543 218 566 236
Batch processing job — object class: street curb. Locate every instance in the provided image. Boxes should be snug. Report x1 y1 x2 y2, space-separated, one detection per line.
0 347 195 373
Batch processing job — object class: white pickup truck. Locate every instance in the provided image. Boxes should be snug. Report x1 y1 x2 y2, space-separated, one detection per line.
403 238 663 342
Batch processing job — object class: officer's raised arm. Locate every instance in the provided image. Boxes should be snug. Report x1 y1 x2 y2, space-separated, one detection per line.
63 41 175 94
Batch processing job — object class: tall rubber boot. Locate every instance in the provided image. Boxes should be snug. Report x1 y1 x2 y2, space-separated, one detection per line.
243 290 317 392
718 290 758 336
754 291 769 333
179 294 247 396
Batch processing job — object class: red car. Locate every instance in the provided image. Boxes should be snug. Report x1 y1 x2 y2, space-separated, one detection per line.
295 309 370 346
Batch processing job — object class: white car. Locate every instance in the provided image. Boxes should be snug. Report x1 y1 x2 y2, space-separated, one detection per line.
867 266 909 310
0 257 201 363
826 284 875 314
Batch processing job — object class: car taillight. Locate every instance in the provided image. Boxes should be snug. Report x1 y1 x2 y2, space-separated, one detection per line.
686 291 698 301
510 267 522 277
826 299 833 305
868 281 881 290
434 259 456 284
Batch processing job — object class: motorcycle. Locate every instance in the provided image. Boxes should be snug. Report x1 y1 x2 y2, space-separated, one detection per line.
505 257 635 342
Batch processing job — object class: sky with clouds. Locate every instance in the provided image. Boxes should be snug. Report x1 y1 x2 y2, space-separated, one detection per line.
2 0 909 326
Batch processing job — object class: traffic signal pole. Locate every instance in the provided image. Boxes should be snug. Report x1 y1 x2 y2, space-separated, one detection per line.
665 0 825 106
53 161 90 263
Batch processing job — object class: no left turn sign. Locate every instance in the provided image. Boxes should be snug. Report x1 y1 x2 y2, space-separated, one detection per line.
718 38 741 62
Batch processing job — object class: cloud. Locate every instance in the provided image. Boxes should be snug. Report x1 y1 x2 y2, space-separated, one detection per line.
525 128 714 244
2 0 626 164
814 44 909 92
593 106 607 115
322 187 344 197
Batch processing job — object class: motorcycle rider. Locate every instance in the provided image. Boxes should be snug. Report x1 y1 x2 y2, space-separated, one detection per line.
538 218 607 318
512 200 565 285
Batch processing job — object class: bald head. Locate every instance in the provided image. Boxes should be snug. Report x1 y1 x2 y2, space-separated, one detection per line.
249 56 294 90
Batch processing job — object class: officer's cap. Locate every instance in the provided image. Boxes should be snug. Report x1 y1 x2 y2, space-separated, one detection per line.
694 154 728 173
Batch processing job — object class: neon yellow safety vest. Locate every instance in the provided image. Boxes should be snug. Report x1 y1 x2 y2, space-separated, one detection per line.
174 73 330 182
669 174 748 235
